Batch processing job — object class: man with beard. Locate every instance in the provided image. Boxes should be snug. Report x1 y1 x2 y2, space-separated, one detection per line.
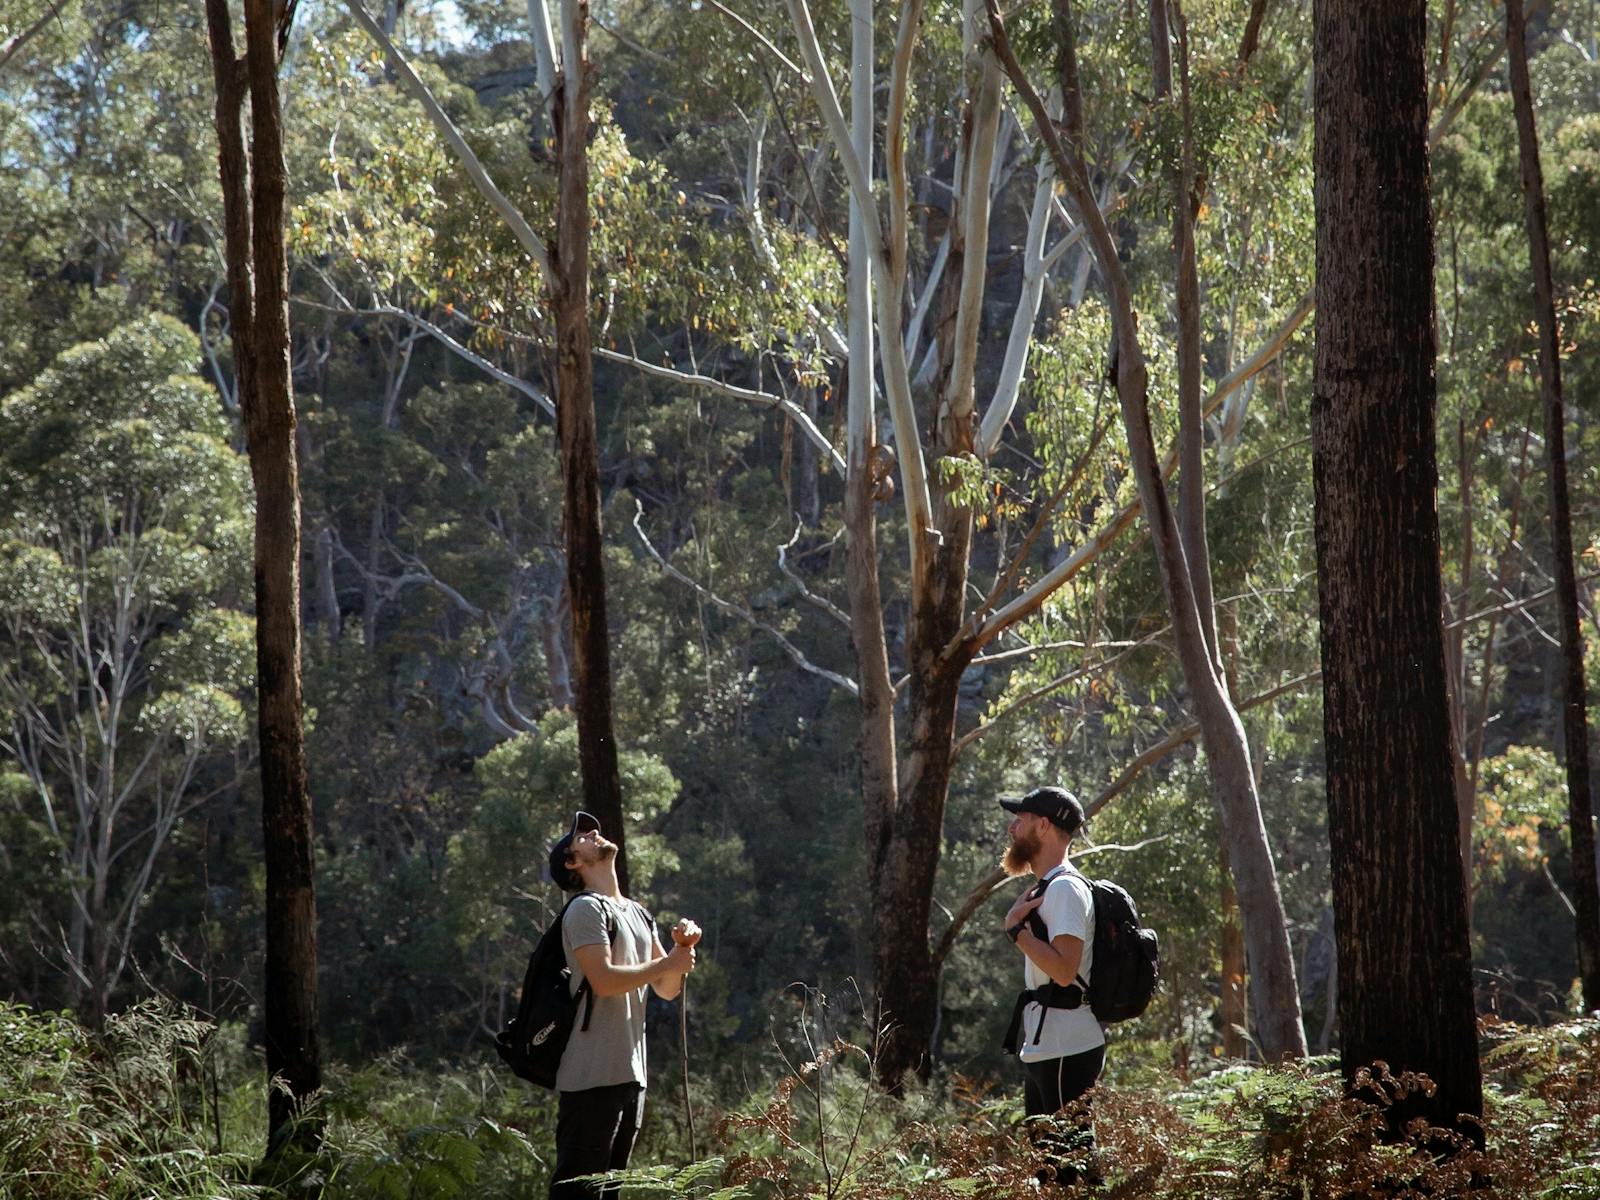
545 811 701 1198
999 785 1103 1184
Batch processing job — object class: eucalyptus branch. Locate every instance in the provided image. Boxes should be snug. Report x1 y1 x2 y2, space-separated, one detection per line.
599 345 846 475
746 103 850 346
634 501 859 696
703 0 806 78
1430 0 1545 150
974 394 1111 622
902 231 950 365
778 525 852 629
968 637 1138 669
953 627 1165 757
1449 571 1600 632
885 0 929 308
978 154 1057 457
343 0 555 288
363 301 555 418
964 293 1313 655
1085 670 1322 818
0 0 64 74
783 0 934 582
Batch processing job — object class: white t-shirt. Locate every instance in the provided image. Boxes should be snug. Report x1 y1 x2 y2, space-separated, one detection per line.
1018 864 1105 1062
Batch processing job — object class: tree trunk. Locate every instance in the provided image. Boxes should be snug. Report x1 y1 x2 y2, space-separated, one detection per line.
552 0 627 891
1218 609 1248 1058
1004 0 1307 1061
1313 0 1483 1141
877 508 974 1083
871 4 991 1081
1166 7 1220 673
1219 847 1247 1057
834 0 916 1082
207 0 323 1152
1507 0 1600 1011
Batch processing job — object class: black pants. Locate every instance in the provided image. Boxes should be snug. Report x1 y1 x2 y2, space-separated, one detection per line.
1023 1045 1105 1186
549 1082 645 1199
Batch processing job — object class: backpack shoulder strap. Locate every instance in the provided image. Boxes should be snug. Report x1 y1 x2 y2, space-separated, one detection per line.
1023 868 1071 939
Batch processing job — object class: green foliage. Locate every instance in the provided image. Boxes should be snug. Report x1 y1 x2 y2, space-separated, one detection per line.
1476 746 1569 884
4 0 1600 1134
0 1000 262 1198
4 995 1599 1198
0 316 253 1015
466 707 680 893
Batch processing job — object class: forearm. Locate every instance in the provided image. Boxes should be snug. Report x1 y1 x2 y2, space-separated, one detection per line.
584 954 675 997
652 966 685 1000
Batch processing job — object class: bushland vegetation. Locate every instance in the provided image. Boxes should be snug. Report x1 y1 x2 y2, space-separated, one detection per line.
3 0 1599 1190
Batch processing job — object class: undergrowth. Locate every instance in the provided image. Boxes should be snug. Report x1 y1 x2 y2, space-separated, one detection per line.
2 1000 1597 1198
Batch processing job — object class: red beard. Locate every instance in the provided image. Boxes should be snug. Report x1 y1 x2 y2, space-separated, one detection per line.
1002 827 1041 877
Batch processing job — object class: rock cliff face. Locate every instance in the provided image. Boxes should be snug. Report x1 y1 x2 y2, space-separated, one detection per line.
470 64 535 108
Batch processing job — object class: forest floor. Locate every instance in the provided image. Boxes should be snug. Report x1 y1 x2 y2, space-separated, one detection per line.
2 1002 1598 1198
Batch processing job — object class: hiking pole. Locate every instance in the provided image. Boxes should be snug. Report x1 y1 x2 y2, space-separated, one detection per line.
680 976 697 1162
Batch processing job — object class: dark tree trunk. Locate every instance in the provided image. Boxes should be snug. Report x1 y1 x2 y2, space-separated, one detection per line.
875 506 974 1084
1312 0 1483 1141
793 385 821 528
552 0 627 891
206 0 323 1152
1507 0 1600 1011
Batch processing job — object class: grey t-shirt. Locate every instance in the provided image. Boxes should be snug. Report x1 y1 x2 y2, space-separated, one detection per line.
557 893 660 1092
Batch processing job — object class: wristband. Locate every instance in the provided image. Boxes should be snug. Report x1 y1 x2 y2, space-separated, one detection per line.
1006 921 1028 943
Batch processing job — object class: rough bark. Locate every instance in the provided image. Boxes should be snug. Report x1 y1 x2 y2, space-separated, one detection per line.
207 0 323 1150
1507 0 1600 1011
1313 0 1483 1139
989 0 1307 1061
551 0 627 891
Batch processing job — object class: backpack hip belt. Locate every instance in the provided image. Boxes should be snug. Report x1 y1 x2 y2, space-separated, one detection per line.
1002 977 1090 1055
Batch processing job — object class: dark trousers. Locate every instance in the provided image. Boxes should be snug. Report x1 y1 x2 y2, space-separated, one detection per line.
550 1082 645 1199
1023 1045 1105 1186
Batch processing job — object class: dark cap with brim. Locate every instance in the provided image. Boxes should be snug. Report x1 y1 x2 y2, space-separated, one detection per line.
546 810 601 891
999 786 1084 836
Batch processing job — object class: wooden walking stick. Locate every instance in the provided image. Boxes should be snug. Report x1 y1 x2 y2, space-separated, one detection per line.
680 977 697 1162
672 918 701 1162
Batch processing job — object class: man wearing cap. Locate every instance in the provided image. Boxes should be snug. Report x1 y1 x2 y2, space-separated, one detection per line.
999 785 1103 1184
546 811 701 1199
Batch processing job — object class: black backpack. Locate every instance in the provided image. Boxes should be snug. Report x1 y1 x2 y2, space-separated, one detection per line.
495 893 617 1089
1078 878 1159 1024
1004 872 1159 1051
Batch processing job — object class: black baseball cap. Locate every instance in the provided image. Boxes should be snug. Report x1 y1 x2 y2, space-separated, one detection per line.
546 811 601 891
999 786 1084 836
